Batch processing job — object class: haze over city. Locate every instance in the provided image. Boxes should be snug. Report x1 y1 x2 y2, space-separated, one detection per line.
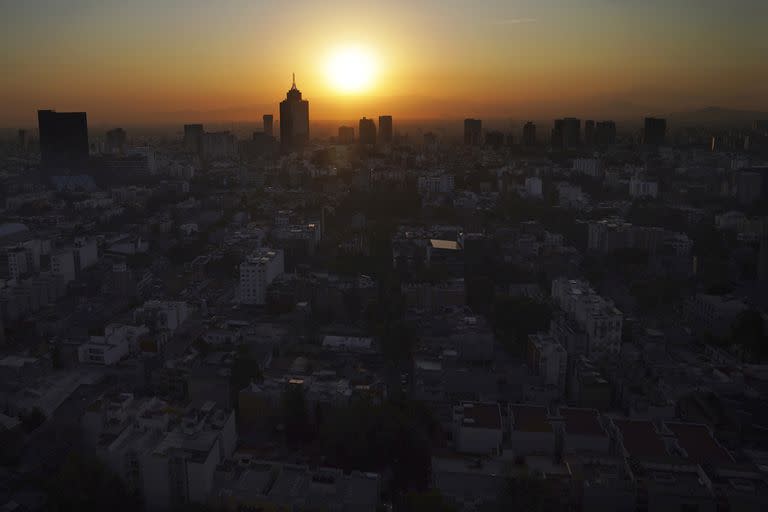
2 1 768 512
2 0 768 126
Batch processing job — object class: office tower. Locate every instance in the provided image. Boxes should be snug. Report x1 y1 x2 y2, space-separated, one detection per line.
595 121 617 146
37 109 89 171
201 131 236 160
551 119 564 149
359 117 377 145
105 128 127 154
643 117 667 146
522 122 536 146
279 74 310 152
378 115 393 144
562 118 581 149
263 114 274 137
338 126 355 145
584 120 595 146
183 124 204 153
464 118 482 146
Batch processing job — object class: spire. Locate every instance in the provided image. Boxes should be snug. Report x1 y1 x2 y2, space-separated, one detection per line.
291 73 297 90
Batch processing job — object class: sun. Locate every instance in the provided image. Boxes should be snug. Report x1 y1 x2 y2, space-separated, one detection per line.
325 46 377 93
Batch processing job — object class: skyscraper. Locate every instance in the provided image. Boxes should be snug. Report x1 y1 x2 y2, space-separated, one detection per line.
359 117 377 146
338 126 355 145
183 124 204 153
279 74 310 152
105 128 127 154
584 120 595 146
522 122 536 146
263 114 274 137
378 115 393 144
464 118 482 146
595 121 617 146
37 109 89 171
643 117 667 146
562 118 581 149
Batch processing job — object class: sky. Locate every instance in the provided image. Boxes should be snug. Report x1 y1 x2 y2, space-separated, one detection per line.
1 0 767 126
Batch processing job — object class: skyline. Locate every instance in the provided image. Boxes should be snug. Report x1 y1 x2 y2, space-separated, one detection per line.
2 0 768 126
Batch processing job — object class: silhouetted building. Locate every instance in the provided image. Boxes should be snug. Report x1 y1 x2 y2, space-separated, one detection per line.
201 131 236 160
279 74 310 152
551 118 580 149
17 129 27 151
37 109 89 171
378 115 393 144
263 114 274 137
183 124 204 153
643 117 667 146
562 118 581 149
464 118 482 146
595 121 617 146
105 128 127 155
522 122 536 146
359 117 377 146
338 126 355 145
485 131 505 149
584 120 595 146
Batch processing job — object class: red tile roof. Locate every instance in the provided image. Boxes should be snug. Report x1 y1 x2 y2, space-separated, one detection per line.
511 405 552 433
560 408 606 437
666 422 734 465
613 419 668 458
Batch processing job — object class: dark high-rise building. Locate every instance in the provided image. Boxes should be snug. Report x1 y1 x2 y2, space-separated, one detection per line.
594 121 617 146
378 115 393 144
184 124 204 153
17 129 27 151
37 109 89 170
279 74 310 152
105 128 127 154
562 117 581 149
643 117 667 146
522 122 536 146
338 126 355 145
359 117 377 145
584 120 595 146
464 118 482 146
263 114 274 137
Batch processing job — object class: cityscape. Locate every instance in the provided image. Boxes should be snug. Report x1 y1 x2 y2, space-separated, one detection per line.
2 1 768 511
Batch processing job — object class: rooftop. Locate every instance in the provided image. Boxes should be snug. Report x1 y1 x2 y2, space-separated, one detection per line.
511 404 552 433
612 419 667 458
456 402 502 430
666 422 734 465
559 408 606 438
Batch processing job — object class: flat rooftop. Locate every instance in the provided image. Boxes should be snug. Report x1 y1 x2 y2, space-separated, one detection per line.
457 402 502 430
511 405 552 433
666 422 734 465
612 419 667 458
560 408 606 437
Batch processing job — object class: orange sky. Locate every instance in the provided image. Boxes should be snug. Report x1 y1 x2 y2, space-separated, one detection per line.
1 0 767 126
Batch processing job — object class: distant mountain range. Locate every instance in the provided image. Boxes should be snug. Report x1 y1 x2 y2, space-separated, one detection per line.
667 107 768 128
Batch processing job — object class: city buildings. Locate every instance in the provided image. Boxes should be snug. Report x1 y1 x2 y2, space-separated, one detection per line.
238 249 285 305
37 109 89 171
359 117 377 146
262 114 274 137
279 74 310 152
464 118 482 146
643 117 667 146
378 115 393 144
522 121 536 146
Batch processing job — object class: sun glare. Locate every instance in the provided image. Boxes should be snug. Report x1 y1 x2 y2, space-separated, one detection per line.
326 46 377 93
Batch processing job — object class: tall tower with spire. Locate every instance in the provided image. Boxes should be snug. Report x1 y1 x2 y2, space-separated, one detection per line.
279 73 309 152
